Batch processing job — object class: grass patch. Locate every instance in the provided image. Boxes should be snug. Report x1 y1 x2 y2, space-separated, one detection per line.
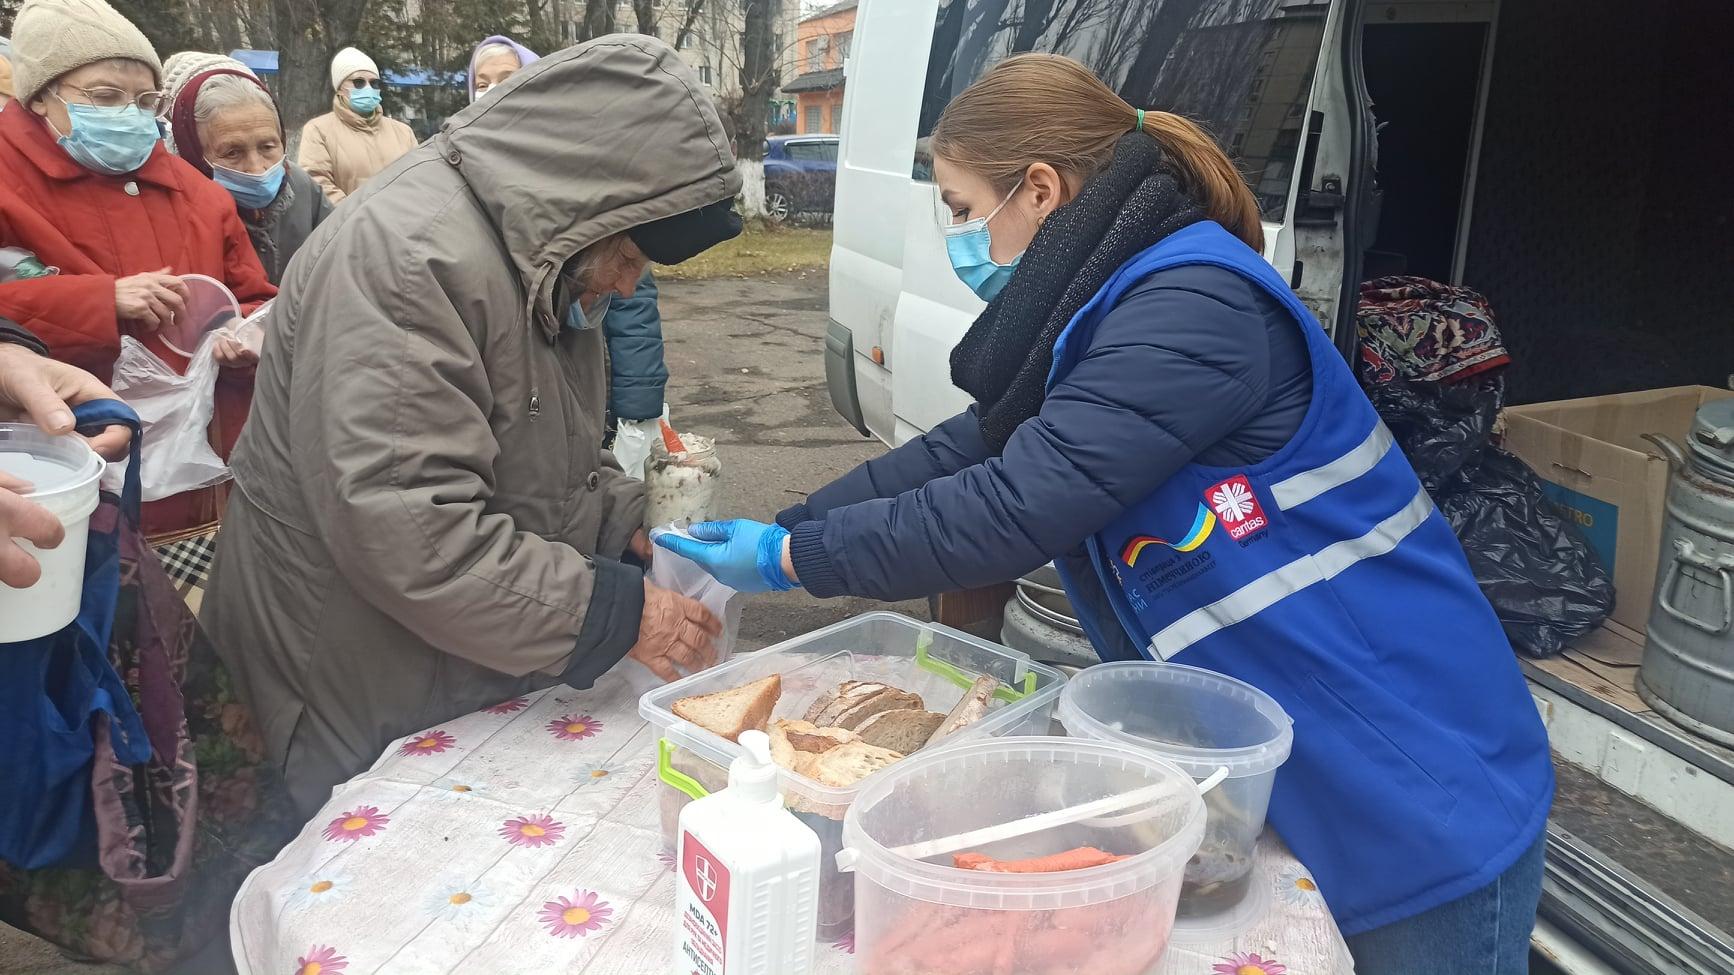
659 224 832 280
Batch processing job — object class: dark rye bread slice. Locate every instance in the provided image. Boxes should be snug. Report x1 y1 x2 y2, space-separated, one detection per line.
854 709 945 754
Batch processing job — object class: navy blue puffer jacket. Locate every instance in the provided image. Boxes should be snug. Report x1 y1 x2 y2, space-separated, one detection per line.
603 269 668 422
777 263 1313 654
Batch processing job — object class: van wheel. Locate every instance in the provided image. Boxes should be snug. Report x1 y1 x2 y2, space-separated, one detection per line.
766 191 792 223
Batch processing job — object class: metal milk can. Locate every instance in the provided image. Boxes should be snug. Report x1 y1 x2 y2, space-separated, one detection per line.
1640 399 1734 746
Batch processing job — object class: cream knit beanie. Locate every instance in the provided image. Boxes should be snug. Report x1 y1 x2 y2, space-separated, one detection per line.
329 47 378 91
10 0 162 106
161 50 255 106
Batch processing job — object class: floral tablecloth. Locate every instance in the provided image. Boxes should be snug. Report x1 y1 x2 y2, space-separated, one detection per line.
231 675 1353 975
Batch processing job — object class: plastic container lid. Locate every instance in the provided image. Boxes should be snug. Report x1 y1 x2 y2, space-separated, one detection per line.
1058 661 1293 779
160 273 242 357
842 736 1206 912
0 422 105 520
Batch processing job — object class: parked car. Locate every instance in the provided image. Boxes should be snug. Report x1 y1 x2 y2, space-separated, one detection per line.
829 1 1734 972
763 134 839 222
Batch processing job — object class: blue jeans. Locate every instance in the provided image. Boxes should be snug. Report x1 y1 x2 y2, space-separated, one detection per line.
1344 834 1546 975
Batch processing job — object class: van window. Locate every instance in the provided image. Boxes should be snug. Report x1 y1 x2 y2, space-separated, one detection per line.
788 140 839 163
914 0 1329 221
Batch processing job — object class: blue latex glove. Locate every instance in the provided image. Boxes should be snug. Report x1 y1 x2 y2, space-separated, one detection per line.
654 520 798 593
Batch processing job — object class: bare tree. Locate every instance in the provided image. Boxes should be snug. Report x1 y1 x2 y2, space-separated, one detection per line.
634 0 659 36
272 0 372 136
673 0 707 50
580 0 616 41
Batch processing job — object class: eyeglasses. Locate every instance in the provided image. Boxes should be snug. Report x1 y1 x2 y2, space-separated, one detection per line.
348 77 382 90
55 84 170 119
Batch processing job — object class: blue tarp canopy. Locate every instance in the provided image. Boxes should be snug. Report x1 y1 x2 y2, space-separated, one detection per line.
229 50 461 89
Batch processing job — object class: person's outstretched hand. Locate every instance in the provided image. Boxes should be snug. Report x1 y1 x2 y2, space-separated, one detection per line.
628 581 722 681
0 343 133 459
653 520 799 594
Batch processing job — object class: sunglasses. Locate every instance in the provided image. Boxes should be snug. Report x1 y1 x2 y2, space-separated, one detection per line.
348 77 382 90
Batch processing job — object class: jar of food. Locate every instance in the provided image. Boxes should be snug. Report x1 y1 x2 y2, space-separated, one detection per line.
644 429 721 528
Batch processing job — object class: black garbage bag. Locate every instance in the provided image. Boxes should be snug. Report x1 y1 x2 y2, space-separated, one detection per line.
1436 448 1616 657
1357 275 1613 657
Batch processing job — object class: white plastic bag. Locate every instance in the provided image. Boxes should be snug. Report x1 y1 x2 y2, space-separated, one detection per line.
610 404 670 482
109 333 229 501
611 525 743 693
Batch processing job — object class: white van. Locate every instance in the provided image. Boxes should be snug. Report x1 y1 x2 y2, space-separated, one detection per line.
825 0 1734 970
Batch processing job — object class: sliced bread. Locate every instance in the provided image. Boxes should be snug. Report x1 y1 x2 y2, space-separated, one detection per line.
809 680 890 726
808 740 905 788
854 709 946 753
672 674 781 743
769 719 856 777
832 686 925 731
925 675 1000 746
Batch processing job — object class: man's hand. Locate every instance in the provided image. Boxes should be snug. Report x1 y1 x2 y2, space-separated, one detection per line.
0 344 131 459
0 481 64 588
628 528 654 565
114 267 188 332
627 581 721 682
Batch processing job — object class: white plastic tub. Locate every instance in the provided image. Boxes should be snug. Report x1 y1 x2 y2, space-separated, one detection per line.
1058 661 1292 917
841 736 1205 975
640 612 1066 938
0 422 105 641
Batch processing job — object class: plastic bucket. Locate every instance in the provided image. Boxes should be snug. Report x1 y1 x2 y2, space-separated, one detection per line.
1058 661 1292 917
842 736 1205 975
0 423 105 641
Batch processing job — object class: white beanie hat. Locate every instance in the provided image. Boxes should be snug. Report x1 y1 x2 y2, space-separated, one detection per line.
161 50 255 106
329 47 378 91
10 0 162 106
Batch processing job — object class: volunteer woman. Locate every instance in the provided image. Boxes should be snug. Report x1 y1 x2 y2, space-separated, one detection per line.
659 54 1553 975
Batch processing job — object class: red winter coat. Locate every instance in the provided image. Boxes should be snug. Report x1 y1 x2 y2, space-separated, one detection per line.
0 105 276 537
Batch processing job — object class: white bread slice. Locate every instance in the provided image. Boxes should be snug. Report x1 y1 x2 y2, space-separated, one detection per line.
925 675 1000 746
809 740 904 788
855 709 946 753
769 719 855 777
672 675 781 743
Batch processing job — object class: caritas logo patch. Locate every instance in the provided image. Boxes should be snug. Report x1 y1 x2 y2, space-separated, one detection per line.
1205 475 1269 541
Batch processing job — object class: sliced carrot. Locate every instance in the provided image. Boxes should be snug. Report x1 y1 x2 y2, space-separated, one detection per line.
951 846 1130 873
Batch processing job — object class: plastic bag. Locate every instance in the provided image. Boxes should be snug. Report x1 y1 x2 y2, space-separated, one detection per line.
611 525 742 693
1365 377 1503 492
1438 448 1615 657
109 334 228 502
610 404 669 482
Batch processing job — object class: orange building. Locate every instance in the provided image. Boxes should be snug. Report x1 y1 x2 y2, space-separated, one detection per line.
783 0 855 135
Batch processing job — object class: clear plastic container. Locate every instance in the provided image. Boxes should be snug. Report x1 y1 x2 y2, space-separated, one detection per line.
643 431 720 528
160 273 241 357
640 612 1066 939
841 736 1205 975
1057 661 1292 917
0 422 105 641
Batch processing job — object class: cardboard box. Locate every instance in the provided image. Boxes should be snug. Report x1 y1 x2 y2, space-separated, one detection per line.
1501 386 1734 631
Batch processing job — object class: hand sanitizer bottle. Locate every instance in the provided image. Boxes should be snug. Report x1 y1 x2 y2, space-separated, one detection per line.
675 729 820 975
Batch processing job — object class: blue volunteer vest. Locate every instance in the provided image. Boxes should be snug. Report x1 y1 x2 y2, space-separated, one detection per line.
1048 222 1553 935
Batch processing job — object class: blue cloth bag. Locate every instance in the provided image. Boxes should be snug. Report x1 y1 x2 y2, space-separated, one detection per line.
0 400 152 869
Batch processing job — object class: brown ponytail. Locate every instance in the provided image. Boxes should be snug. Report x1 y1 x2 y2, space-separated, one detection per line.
931 53 1263 252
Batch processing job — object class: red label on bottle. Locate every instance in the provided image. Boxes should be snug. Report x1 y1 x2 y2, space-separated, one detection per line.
677 832 731 974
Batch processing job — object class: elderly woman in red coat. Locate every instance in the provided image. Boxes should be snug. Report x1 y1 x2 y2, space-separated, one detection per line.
0 0 276 593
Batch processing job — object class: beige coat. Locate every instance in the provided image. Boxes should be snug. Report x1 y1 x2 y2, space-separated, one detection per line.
296 93 418 204
204 36 741 814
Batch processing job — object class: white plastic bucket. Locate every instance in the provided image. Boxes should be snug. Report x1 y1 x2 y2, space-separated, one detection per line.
0 422 106 642
841 736 1205 975
1058 661 1293 917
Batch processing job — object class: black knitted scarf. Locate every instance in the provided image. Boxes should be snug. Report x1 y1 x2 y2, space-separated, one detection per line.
950 133 1206 449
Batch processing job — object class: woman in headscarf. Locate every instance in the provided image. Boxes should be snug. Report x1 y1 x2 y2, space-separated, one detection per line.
166 61 332 284
469 34 538 101
204 36 743 814
0 0 276 592
297 45 417 204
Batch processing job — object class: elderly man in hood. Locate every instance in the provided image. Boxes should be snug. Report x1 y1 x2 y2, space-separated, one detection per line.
203 36 741 814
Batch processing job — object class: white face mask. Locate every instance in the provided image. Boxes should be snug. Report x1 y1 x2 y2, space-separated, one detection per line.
565 292 612 331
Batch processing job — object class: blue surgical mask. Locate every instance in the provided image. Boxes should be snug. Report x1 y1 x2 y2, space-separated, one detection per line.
51 100 160 176
210 160 285 209
943 179 1024 301
564 293 612 330
348 87 382 115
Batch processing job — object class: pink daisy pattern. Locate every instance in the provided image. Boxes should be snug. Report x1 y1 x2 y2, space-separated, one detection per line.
655 850 676 871
539 889 614 938
483 696 530 715
499 814 566 849
321 806 390 843
399 729 456 756
833 930 856 954
1213 953 1288 975
295 944 348 975
546 714 603 742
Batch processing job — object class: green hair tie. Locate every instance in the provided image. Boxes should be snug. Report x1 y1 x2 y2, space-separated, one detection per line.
1136 109 1146 132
